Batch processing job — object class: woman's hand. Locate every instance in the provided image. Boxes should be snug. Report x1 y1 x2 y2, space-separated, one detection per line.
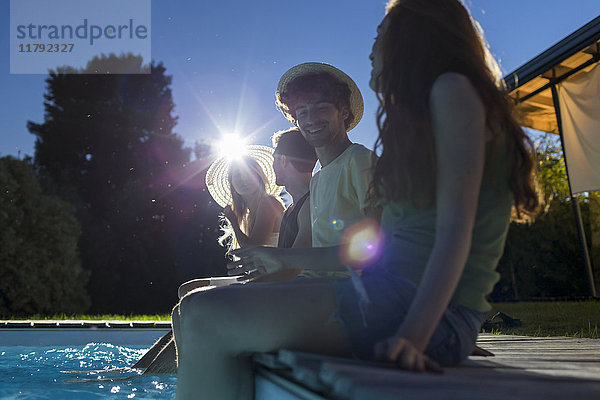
227 246 286 276
374 336 443 373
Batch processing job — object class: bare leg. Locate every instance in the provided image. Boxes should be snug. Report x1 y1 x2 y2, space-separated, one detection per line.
173 280 347 400
177 278 211 299
178 276 250 298
132 330 173 369
143 338 178 374
145 276 309 374
130 281 217 371
139 285 222 373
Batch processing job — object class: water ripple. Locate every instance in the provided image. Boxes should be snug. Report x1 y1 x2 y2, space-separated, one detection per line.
0 344 176 399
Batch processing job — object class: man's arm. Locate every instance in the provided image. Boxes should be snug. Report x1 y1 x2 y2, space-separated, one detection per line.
227 244 346 275
240 196 312 282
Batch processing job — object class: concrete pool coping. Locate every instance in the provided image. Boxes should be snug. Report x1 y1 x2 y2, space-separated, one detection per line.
0 320 170 346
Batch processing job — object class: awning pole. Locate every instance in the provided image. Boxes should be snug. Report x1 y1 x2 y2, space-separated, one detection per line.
550 83 597 297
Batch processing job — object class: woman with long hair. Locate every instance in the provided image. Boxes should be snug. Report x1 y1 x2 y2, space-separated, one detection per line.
361 0 541 367
216 152 284 251
125 147 284 375
173 1 540 398
178 146 284 295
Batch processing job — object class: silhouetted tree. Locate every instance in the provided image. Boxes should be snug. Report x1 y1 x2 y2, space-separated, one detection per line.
28 54 226 313
0 156 90 317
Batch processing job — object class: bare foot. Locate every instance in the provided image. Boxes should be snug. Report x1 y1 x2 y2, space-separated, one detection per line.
471 345 494 357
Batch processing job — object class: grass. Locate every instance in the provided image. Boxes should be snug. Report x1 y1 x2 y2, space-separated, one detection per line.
7 301 600 339
7 313 171 321
485 301 600 339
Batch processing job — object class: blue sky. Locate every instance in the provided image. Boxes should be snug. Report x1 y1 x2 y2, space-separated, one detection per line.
1 0 599 159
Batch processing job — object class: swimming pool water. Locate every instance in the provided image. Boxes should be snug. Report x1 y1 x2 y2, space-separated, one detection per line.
0 343 176 399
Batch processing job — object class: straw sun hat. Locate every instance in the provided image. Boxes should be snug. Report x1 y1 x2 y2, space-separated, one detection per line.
205 145 282 208
276 62 364 132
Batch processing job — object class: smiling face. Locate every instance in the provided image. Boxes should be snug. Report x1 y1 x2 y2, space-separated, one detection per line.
294 91 349 149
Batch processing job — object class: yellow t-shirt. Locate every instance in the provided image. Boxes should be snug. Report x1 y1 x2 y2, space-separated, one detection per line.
300 144 376 278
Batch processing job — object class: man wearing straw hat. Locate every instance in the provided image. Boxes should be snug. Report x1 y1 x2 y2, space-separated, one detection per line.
132 63 374 373
230 62 380 277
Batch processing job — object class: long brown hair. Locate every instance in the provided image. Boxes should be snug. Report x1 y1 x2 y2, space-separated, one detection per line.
219 156 270 251
370 0 540 220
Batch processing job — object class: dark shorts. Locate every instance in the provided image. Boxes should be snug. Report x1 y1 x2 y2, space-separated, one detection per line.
332 267 489 366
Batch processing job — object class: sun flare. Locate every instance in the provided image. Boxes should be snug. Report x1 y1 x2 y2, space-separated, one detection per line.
215 133 248 160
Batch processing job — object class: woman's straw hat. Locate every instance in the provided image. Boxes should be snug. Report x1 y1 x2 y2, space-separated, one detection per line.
276 62 364 132
205 145 282 208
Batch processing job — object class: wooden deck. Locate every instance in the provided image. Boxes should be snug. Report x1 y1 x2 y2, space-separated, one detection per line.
254 334 600 400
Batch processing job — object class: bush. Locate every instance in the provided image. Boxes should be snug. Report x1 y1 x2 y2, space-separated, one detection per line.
0 156 90 317
491 198 589 301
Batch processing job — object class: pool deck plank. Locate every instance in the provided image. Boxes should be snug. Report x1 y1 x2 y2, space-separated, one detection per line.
254 333 600 400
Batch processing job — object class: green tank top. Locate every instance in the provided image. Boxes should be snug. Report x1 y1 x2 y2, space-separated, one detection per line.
379 137 512 312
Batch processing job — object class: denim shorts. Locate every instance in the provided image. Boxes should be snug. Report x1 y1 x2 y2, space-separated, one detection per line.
332 267 489 366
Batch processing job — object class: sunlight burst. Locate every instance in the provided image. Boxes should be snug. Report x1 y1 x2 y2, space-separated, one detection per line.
215 133 248 160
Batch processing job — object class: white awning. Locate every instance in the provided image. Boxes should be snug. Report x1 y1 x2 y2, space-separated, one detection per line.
557 64 600 193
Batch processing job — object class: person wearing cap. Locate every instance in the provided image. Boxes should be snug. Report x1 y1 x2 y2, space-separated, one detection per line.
174 0 541 395
271 127 317 250
129 135 317 374
180 133 318 292
239 127 319 283
126 146 284 374
173 63 382 398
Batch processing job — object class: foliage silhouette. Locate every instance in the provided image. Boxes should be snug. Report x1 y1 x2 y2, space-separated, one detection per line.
0 156 90 317
491 133 594 301
28 54 226 313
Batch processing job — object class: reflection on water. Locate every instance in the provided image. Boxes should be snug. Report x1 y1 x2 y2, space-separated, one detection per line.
0 343 176 399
